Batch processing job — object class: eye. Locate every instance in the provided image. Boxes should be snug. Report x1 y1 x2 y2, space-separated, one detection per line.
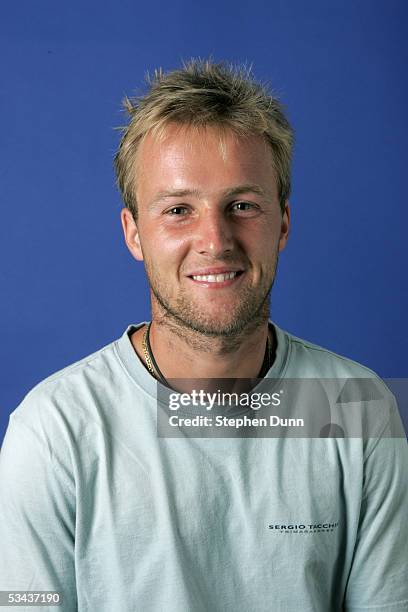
166 206 189 216
231 201 256 213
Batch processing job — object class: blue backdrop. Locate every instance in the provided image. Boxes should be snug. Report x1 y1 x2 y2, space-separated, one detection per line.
1 0 407 441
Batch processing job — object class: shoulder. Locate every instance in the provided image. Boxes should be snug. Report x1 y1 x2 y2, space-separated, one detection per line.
281 326 386 380
277 325 405 440
3 324 149 481
10 336 124 442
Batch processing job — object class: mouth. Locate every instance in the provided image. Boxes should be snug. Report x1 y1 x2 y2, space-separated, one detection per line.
187 270 245 288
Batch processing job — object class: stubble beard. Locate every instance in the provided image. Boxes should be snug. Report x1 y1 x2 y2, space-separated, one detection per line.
142 253 280 352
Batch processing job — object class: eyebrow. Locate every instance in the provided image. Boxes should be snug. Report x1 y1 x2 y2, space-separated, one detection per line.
150 183 269 206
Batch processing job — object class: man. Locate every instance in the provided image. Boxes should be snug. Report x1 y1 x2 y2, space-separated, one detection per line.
0 59 407 611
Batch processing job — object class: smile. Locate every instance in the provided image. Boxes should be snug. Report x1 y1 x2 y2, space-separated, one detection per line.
188 270 244 287
192 271 239 282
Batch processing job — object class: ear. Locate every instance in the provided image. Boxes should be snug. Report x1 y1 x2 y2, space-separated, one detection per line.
120 207 144 261
278 201 290 253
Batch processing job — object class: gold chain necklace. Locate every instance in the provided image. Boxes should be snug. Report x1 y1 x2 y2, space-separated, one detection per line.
142 323 157 378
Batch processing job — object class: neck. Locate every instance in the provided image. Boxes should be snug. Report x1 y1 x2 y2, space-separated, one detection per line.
145 301 273 381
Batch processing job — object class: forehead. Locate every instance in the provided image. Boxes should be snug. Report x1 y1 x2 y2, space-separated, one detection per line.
134 123 277 199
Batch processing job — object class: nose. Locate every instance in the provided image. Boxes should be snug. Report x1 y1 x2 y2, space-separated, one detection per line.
193 209 235 258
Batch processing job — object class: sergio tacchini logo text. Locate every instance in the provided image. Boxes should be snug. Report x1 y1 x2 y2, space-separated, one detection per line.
268 521 339 534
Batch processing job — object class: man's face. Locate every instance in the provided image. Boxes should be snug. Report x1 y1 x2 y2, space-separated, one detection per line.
121 123 290 336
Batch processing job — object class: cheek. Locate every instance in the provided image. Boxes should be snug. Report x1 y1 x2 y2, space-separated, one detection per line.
160 232 190 257
246 228 278 258
145 222 191 267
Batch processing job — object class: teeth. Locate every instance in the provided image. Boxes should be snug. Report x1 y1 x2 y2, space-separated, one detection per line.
192 272 239 282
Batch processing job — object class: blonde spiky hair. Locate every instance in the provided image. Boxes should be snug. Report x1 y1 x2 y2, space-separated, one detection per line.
114 57 294 221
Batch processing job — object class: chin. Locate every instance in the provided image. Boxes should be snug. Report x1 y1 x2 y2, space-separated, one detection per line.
181 315 253 337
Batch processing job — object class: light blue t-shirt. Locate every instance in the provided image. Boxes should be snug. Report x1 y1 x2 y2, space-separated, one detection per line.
0 322 407 611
